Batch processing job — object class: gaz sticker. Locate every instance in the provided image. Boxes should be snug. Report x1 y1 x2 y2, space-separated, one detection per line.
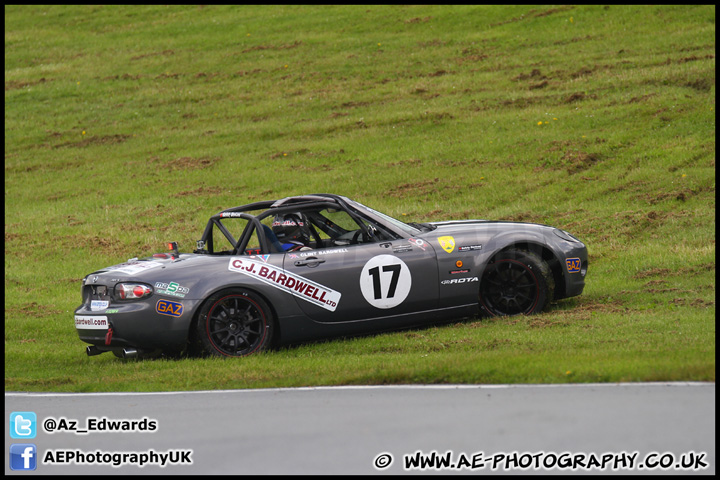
566 257 581 273
359 255 412 309
156 299 184 317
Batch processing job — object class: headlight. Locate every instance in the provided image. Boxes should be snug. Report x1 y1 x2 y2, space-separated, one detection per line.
115 283 153 300
553 228 581 243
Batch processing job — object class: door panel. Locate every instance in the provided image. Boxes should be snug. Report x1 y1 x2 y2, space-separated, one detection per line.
283 241 439 323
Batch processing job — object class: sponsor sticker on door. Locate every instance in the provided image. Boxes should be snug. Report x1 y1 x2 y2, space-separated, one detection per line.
229 257 341 311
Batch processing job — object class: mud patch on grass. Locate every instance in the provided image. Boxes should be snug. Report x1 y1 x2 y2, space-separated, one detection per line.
7 302 63 318
242 40 302 54
609 209 693 238
6 377 77 389
72 234 131 257
388 178 440 198
477 338 513 350
413 209 445 220
130 49 175 61
173 186 226 197
564 92 594 103
629 93 658 103
387 158 423 167
684 78 714 92
633 263 715 279
513 68 546 82
638 183 715 205
573 298 629 315
163 156 218 171
403 16 432 24
500 211 547 223
670 298 715 308
562 150 603 174
529 318 571 328
5 77 52 91
455 46 489 64
53 134 131 149
5 232 23 242
490 5 575 26
296 163 334 172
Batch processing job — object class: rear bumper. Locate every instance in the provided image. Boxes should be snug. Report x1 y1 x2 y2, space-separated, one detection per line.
74 298 199 354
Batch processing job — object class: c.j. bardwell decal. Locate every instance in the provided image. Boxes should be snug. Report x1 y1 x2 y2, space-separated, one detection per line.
228 257 341 311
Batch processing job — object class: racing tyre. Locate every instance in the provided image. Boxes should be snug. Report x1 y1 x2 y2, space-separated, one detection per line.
479 249 554 317
196 289 274 357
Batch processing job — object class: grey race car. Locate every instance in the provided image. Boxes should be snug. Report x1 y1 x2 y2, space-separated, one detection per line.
75 194 588 358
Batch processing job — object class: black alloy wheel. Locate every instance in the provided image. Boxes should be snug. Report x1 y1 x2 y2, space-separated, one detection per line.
479 249 554 317
197 289 274 357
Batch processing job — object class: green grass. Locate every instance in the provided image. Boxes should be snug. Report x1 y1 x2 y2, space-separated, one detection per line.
5 5 715 392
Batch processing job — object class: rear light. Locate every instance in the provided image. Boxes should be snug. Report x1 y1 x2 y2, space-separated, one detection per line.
115 283 153 300
167 241 179 259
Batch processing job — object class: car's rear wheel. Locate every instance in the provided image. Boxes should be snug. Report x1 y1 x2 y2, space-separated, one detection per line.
479 249 554 317
196 289 274 357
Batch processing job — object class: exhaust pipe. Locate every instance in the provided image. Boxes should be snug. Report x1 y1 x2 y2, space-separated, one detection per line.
121 348 139 359
86 346 146 359
86 345 105 356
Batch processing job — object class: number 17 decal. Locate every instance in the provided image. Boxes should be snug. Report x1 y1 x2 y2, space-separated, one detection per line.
360 255 412 309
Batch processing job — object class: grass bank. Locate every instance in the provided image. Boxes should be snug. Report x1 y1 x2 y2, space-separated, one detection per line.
5 5 715 391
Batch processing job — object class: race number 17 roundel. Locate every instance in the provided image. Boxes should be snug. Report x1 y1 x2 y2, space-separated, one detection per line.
359 255 412 309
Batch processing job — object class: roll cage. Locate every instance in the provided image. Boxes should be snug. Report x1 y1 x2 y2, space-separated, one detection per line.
194 194 416 255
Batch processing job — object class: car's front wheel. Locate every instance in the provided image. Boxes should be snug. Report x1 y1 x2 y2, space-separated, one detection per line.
196 289 274 357
479 249 554 317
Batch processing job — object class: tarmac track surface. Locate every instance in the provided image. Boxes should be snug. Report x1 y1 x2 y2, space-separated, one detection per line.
5 382 714 475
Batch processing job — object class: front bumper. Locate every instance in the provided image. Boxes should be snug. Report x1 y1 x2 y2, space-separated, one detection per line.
560 245 588 299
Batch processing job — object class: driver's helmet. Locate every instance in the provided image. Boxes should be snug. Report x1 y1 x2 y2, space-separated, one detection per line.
272 213 310 247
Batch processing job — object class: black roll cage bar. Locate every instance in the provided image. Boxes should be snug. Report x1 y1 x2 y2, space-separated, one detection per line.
195 194 405 255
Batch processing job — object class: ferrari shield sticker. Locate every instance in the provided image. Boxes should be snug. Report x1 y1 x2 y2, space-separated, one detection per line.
438 236 456 253
359 255 412 309
229 257 341 311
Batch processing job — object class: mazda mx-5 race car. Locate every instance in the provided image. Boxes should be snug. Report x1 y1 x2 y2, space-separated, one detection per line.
75 194 588 358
